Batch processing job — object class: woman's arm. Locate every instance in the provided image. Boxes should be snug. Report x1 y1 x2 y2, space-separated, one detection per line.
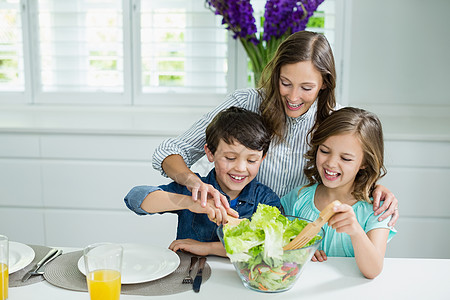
152 88 260 209
371 185 399 226
329 204 389 279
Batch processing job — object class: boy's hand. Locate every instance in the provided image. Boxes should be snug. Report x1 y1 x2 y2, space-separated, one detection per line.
328 204 364 237
187 197 238 225
169 239 212 256
311 250 327 262
372 184 399 226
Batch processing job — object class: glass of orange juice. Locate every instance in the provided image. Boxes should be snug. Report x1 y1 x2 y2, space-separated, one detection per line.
0 235 8 300
83 243 123 300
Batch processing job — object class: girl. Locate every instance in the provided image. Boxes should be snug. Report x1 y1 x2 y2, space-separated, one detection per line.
281 107 397 279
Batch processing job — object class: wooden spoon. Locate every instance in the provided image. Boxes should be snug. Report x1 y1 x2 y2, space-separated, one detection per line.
283 200 342 250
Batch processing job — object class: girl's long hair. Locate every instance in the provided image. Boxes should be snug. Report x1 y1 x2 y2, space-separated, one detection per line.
258 31 336 142
303 107 387 203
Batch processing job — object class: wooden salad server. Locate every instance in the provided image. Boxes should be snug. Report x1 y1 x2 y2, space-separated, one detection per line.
212 215 246 227
283 200 342 250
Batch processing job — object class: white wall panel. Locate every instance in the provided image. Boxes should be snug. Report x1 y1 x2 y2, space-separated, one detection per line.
347 0 450 106
379 167 450 217
40 135 168 161
0 208 46 245
41 160 170 209
385 217 450 259
385 140 450 168
0 134 40 157
0 159 43 206
45 209 177 247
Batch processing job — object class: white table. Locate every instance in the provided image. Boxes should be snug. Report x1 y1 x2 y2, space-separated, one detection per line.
9 247 450 300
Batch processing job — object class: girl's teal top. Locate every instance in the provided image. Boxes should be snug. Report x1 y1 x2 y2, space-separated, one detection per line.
281 183 397 257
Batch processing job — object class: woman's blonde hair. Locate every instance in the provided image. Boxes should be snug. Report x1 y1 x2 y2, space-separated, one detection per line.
303 107 386 203
258 31 336 142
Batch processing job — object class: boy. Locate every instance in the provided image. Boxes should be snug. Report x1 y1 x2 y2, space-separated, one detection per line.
124 107 280 256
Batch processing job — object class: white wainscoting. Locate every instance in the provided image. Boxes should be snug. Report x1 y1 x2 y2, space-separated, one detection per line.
0 107 449 258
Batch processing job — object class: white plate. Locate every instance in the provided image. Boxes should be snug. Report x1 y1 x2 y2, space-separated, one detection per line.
8 242 35 274
78 244 180 284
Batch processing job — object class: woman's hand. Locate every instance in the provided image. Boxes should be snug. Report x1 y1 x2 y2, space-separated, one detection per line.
162 154 235 213
311 250 327 262
372 184 399 226
183 172 230 209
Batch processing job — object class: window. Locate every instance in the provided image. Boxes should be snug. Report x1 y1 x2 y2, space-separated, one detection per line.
0 0 24 93
0 0 338 106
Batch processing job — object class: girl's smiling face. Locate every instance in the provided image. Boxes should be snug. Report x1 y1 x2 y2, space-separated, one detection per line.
316 132 365 193
279 61 324 118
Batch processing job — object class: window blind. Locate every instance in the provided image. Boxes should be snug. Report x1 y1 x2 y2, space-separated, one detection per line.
139 0 228 95
0 0 24 92
35 0 124 93
0 0 338 105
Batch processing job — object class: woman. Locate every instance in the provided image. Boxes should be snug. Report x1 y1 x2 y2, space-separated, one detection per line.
152 31 399 226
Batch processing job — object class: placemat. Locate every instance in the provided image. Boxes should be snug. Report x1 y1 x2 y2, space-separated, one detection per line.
9 244 53 287
44 250 211 296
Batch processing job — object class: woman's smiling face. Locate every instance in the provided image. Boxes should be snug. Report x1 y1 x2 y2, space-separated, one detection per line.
279 61 324 118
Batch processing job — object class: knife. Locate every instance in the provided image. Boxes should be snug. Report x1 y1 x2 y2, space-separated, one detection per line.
21 248 59 282
192 257 207 293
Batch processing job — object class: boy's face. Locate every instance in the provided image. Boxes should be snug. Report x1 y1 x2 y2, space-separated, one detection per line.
205 139 264 200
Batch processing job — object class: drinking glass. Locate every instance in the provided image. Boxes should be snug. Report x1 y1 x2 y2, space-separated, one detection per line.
0 235 8 300
83 243 123 300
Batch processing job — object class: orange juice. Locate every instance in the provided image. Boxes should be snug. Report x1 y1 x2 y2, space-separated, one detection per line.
0 263 7 300
87 269 121 300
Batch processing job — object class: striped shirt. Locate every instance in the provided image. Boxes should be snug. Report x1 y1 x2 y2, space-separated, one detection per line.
153 88 326 198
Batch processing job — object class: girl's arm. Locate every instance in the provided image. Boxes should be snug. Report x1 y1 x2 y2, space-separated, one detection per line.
140 190 236 225
329 204 389 279
350 228 389 279
371 185 399 226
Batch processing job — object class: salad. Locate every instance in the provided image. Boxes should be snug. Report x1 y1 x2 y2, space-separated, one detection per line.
221 204 322 292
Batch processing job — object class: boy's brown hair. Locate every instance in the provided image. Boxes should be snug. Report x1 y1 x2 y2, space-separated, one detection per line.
205 107 271 156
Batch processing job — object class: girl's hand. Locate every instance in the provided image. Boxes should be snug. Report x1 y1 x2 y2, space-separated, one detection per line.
328 204 364 237
169 239 211 256
311 250 327 262
372 184 399 226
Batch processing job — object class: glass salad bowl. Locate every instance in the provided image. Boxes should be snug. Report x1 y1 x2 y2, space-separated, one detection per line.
217 216 324 293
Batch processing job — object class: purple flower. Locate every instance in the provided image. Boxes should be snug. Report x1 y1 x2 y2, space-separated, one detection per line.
206 0 258 43
205 0 324 43
263 0 324 41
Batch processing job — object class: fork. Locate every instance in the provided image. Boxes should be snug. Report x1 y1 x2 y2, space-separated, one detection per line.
182 256 198 284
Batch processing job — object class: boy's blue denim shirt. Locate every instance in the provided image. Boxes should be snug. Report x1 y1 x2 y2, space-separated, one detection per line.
124 169 280 242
